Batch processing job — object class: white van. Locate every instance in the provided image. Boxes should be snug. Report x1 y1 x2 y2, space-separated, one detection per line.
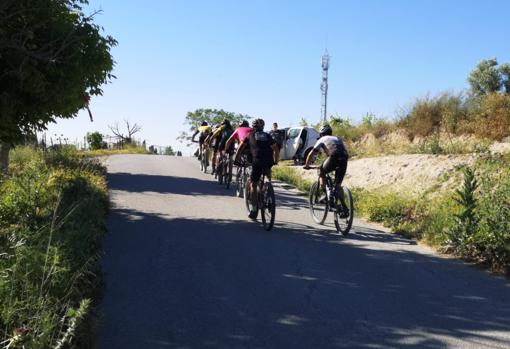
279 126 320 163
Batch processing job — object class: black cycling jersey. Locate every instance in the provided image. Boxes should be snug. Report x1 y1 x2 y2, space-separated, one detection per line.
247 130 275 163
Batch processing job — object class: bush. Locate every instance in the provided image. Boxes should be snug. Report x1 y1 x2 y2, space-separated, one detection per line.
399 93 466 139
0 147 108 348
468 93 510 141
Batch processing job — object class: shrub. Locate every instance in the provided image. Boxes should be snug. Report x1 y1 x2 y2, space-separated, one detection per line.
399 92 466 139
0 147 108 347
469 93 510 141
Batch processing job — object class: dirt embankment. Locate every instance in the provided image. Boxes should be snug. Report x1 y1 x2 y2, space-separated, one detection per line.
297 131 510 195
299 154 479 195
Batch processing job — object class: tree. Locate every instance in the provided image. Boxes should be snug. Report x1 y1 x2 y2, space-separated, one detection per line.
108 120 142 145
178 109 250 145
164 146 175 156
0 0 116 171
86 131 106 150
468 58 510 96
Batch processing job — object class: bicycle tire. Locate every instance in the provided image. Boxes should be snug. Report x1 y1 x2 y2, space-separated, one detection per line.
202 148 208 173
225 158 232 189
309 181 328 224
333 186 354 235
235 167 243 197
261 182 275 231
217 161 224 184
244 178 257 218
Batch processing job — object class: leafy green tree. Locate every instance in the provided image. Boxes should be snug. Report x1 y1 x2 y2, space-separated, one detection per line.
468 58 510 96
178 108 250 145
0 0 117 170
86 131 106 150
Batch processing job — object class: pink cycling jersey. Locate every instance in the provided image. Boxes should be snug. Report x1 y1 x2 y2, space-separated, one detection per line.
232 127 252 143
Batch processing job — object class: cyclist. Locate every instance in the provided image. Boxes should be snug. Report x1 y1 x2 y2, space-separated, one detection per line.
191 121 212 160
303 124 349 216
208 119 233 174
225 119 252 151
217 119 235 176
236 118 279 218
206 123 223 174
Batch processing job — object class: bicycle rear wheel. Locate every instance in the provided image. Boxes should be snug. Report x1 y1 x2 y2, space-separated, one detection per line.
261 182 276 231
225 158 233 189
202 148 209 173
217 160 224 184
235 167 244 197
309 181 328 224
244 178 257 219
333 186 354 235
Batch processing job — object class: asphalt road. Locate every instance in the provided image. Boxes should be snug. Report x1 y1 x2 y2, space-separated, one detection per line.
98 154 510 349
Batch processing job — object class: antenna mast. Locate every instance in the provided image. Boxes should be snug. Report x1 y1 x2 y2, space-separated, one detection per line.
320 50 330 124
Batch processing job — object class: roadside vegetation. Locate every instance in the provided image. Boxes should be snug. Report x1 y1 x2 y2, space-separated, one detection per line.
274 154 510 274
273 59 510 273
316 59 510 158
0 147 108 348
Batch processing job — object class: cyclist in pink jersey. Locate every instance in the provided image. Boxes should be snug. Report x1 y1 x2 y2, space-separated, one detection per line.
225 120 252 151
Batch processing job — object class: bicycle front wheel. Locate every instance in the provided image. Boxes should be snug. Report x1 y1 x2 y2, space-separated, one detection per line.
333 186 354 235
261 183 275 231
309 181 328 224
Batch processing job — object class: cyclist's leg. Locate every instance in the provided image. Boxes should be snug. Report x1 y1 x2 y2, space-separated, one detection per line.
334 158 349 211
249 162 263 217
320 156 335 189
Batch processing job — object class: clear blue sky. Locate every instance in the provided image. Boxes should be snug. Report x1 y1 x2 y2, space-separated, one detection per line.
47 0 510 152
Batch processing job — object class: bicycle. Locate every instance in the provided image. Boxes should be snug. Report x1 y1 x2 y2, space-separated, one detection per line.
234 154 250 197
305 166 354 235
244 171 276 231
193 140 209 173
222 152 234 189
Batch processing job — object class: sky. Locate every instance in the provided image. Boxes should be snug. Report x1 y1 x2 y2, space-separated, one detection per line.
46 0 510 152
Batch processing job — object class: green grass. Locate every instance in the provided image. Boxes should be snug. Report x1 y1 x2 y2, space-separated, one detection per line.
1 146 108 348
81 145 148 156
272 166 312 193
274 159 510 274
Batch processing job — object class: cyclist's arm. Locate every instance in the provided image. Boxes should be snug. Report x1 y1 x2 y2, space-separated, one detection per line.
304 148 319 168
191 130 199 143
225 131 236 151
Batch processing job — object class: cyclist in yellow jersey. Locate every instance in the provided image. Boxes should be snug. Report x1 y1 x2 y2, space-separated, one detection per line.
192 121 212 160
207 121 228 174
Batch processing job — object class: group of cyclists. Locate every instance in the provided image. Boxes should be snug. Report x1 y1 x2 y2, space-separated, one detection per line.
192 117 352 232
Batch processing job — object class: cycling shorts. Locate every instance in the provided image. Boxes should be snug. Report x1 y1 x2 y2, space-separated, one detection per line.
320 154 348 185
250 159 273 182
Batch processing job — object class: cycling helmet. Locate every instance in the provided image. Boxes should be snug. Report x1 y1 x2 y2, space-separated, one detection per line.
240 120 249 127
319 124 333 137
201 121 208 126
251 118 265 131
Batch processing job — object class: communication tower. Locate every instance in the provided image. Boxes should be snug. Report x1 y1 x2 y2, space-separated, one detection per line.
320 50 330 124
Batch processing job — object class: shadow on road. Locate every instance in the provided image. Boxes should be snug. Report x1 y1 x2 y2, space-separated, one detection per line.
100 207 510 349
107 172 238 197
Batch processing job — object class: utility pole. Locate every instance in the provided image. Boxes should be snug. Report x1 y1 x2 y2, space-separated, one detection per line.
320 50 330 124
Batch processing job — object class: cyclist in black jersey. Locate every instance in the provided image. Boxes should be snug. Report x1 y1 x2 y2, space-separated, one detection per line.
236 118 279 218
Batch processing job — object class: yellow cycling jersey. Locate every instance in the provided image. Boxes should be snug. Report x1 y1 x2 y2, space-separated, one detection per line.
211 125 225 139
198 125 212 134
